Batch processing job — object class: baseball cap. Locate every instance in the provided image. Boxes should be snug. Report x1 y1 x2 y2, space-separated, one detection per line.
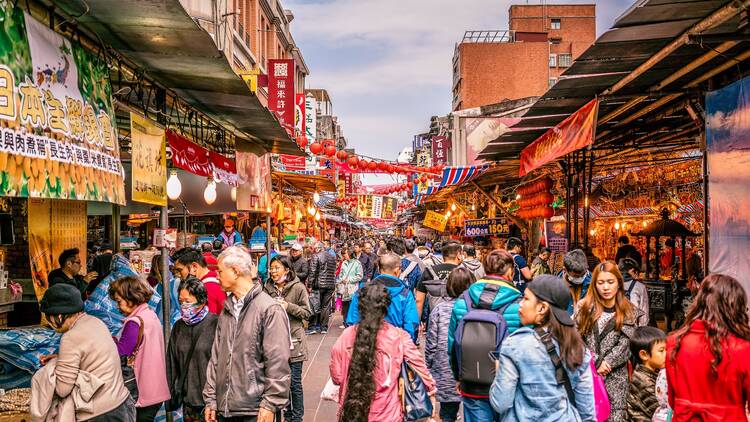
291 243 303 251
527 275 575 326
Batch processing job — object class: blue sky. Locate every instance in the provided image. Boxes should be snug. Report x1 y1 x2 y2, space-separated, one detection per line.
286 0 634 161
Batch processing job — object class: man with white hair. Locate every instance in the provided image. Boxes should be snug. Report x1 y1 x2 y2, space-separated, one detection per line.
203 246 291 422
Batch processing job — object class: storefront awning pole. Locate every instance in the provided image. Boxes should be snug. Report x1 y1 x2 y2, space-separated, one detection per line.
160 205 172 357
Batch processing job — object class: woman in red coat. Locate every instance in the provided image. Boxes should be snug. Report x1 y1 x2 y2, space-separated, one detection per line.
666 274 750 422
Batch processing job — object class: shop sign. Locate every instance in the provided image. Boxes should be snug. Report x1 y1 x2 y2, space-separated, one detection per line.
423 210 448 232
295 93 305 142
167 130 211 177
382 196 398 221
344 173 354 195
268 59 295 132
413 133 429 151
416 148 431 193
210 151 238 186
519 98 599 177
131 113 167 205
0 10 124 204
236 151 271 212
337 178 345 199
431 136 451 166
305 94 317 144
280 154 306 172
464 218 510 237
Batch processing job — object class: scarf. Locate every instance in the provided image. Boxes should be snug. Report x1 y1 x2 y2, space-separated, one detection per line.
181 303 209 325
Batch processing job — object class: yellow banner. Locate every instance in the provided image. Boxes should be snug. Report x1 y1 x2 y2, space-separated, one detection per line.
130 113 166 205
423 210 448 232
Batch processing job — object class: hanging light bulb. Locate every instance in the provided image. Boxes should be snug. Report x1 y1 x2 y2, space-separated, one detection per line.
589 229 596 236
230 186 237 202
451 203 457 212
516 194 522 200
642 220 648 227
203 179 217 205
313 192 320 203
445 210 452 218
166 170 182 200
471 204 476 211
308 206 316 216
315 211 321 221
614 221 621 230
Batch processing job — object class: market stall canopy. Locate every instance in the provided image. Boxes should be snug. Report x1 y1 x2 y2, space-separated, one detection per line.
53 0 302 156
273 172 337 193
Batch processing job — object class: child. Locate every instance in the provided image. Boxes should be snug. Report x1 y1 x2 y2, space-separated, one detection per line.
627 326 667 422
652 369 672 422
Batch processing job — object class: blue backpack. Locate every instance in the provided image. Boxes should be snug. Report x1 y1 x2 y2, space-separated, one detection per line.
453 283 512 386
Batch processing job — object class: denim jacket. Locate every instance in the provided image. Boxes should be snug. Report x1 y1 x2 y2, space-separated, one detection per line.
490 327 596 422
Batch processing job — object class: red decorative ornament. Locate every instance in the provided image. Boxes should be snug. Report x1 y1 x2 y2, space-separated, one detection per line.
297 137 308 149
336 150 348 160
420 176 428 183
367 161 378 171
377 162 388 171
347 156 359 167
359 159 370 170
324 145 336 157
309 142 323 155
387 164 395 173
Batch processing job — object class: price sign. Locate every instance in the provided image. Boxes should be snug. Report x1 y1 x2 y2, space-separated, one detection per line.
464 218 510 237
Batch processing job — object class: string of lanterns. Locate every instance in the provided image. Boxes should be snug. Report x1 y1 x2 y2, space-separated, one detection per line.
305 140 445 176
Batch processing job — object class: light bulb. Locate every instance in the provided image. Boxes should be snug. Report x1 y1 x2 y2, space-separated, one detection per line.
315 212 321 221
516 194 522 200
589 229 595 236
445 210 452 218
308 206 316 216
643 221 648 227
166 170 182 200
230 186 237 202
471 204 476 211
614 222 621 230
313 192 320 203
204 181 217 205
451 203 457 212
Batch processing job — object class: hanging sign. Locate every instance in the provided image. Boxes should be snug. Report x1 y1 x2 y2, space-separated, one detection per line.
464 218 510 237
236 151 271 212
382 196 398 221
519 98 599 177
131 113 166 205
295 93 306 141
431 136 451 166
210 151 237 186
167 130 212 177
305 94 317 144
280 154 306 171
423 210 448 232
268 59 295 132
0 10 124 204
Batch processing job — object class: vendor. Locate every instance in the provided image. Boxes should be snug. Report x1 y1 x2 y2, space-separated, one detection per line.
217 219 243 248
47 248 97 299
249 221 268 246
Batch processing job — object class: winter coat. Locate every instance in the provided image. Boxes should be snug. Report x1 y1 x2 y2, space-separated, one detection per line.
448 276 522 397
308 251 337 290
336 259 363 301
530 256 551 278
666 320 750 422
626 364 659 422
425 298 461 403
330 321 437 422
264 276 312 363
346 274 420 342
400 257 422 291
577 305 637 422
203 283 291 416
490 327 596 422
461 258 486 280
166 312 218 409
289 255 309 285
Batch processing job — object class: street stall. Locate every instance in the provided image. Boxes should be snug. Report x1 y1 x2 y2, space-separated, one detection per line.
271 171 337 243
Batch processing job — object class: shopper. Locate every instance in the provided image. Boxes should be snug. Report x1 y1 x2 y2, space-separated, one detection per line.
490 275 595 421
415 240 463 319
354 242 373 282
109 276 171 422
336 247 363 328
425 267 473 422
666 274 750 422
201 242 218 271
289 242 309 285
461 244 486 280
615 236 642 268
530 247 552 279
36 284 135 421
619 257 650 326
560 249 592 314
173 248 227 315
574 261 637 422
47 248 97 299
448 249 522 422
627 326 666 422
308 241 337 334
166 277 218 420
404 238 427 272
386 238 422 291
87 243 114 295
346 252 420 342
264 255 311 422
330 282 437 422
506 237 532 289
203 246 291 422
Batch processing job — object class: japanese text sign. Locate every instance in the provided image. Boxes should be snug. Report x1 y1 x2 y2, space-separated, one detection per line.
268 59 295 133
464 218 510 237
131 113 166 205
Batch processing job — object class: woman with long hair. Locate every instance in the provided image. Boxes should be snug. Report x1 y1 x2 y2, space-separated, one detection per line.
330 282 437 422
666 274 750 421
575 261 637 422
491 275 595 421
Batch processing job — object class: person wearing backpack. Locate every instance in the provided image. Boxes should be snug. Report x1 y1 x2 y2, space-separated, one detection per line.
346 252 420 342
506 238 533 290
490 274 595 421
415 241 464 319
619 257 649 327
448 249 522 422
387 238 422 292
426 267 474 422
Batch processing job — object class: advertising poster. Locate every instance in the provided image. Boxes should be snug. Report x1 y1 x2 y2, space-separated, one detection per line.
236 151 271 212
130 112 166 205
416 148 431 193
706 76 750 292
463 117 520 165
422 210 448 232
295 93 306 142
0 8 124 204
305 94 317 144
268 59 295 132
382 196 398 221
464 218 510 237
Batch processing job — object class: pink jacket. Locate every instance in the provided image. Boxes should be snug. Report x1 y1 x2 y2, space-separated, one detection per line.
330 322 436 422
124 304 171 407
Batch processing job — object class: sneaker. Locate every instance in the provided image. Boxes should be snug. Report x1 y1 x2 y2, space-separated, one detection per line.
338 325 345 329
305 328 319 335
321 329 328 335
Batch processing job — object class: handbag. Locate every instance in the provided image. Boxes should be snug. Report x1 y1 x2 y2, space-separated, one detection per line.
320 377 340 402
121 316 144 402
167 326 200 411
589 353 612 422
399 359 433 422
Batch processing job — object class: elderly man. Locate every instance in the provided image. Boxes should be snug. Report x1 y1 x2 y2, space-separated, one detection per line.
307 242 337 335
289 243 309 285
203 246 291 422
346 252 419 342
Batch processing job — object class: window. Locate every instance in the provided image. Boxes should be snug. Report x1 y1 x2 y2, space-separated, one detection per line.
558 53 572 67
551 18 561 30
548 78 557 88
549 53 557 68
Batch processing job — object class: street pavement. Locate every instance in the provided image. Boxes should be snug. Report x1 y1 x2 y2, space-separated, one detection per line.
301 313 345 422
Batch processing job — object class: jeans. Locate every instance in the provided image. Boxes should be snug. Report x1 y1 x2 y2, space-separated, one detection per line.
342 299 351 325
440 401 461 422
89 397 136 422
463 397 499 422
136 402 162 422
285 361 304 422
313 287 335 330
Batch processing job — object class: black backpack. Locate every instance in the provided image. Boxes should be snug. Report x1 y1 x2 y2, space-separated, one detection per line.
422 266 451 314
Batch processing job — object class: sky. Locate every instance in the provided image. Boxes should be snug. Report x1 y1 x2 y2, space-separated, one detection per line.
285 0 635 162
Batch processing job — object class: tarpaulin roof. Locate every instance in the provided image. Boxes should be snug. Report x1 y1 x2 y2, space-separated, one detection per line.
54 0 303 156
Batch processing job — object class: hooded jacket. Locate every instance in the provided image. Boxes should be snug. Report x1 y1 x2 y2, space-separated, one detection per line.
264 276 311 363
462 258 486 280
203 283 291 416
345 274 420 342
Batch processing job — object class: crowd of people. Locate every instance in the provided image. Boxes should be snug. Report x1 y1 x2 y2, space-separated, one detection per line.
31 232 750 422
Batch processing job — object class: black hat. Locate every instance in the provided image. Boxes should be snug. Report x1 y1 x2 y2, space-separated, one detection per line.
40 284 84 315
527 275 575 326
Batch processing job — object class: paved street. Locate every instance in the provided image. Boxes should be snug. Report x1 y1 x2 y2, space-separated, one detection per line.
301 314 345 422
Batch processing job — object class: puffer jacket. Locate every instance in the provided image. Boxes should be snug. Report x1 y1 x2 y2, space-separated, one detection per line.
626 364 659 422
203 283 291 417
425 298 462 403
289 255 309 285
264 276 311 363
308 251 337 289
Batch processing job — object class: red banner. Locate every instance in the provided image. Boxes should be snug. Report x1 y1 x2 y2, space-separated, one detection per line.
344 173 354 194
268 59 295 133
210 151 238 186
167 130 212 177
519 98 599 176
280 154 306 171
431 135 451 165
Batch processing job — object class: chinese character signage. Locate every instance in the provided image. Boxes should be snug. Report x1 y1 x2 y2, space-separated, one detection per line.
431 135 451 165
167 130 212 177
268 59 295 132
382 196 398 220
464 218 509 237
305 94 317 144
422 210 448 232
0 9 124 204
295 93 305 142
416 148 431 193
131 113 166 205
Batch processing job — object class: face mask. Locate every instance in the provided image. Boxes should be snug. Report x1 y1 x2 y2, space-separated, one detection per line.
181 302 209 325
566 273 585 286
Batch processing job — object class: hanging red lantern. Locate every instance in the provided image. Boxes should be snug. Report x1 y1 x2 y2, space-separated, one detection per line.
543 207 554 219
420 176 428 183
367 161 378 170
336 150 348 160
387 164 395 173
377 162 388 171
347 156 359 167
324 145 336 157
297 137 308 149
309 142 323 154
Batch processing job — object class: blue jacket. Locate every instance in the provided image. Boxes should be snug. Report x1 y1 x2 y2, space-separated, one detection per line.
345 274 419 342
258 251 279 283
400 257 422 291
490 327 596 422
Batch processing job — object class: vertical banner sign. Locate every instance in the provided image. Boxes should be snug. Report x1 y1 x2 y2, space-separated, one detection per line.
305 94 317 144
371 195 383 219
268 59 295 133
319 139 336 180
706 76 750 293
0 9 125 204
357 195 373 219
519 98 599 176
236 151 271 212
431 136 451 165
295 93 306 142
344 172 354 194
381 197 398 221
130 113 166 205
416 148 432 193
337 179 345 199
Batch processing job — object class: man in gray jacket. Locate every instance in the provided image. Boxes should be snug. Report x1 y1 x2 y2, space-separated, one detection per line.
203 246 291 422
